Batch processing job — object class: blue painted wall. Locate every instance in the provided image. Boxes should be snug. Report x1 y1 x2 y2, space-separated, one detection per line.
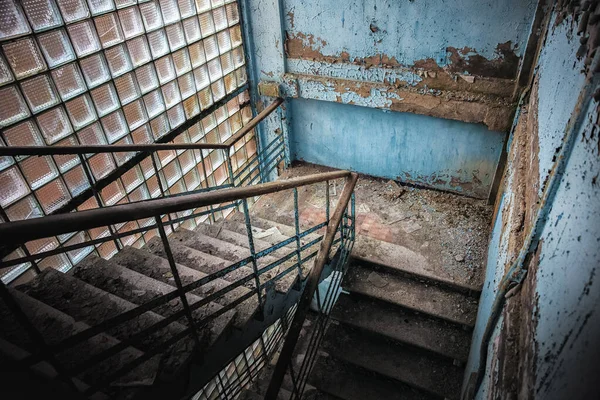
289 98 505 198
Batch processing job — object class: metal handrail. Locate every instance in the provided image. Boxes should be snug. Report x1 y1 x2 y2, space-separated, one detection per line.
0 98 284 157
265 172 358 399
0 170 349 245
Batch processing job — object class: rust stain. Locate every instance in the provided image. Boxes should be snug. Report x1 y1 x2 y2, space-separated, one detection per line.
286 11 295 29
446 41 520 79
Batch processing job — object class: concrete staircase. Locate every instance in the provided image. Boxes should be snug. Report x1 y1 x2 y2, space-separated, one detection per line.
0 213 311 399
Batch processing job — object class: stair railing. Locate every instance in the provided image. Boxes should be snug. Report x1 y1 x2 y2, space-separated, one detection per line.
0 169 356 398
0 98 285 281
265 173 358 400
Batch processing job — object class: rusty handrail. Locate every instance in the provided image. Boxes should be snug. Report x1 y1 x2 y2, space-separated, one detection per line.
0 98 284 157
0 170 350 246
264 172 358 400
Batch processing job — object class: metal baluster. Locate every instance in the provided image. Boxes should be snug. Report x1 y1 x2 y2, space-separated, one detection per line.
325 180 330 222
0 282 79 392
217 373 231 400
78 155 121 251
198 149 217 223
154 216 202 349
293 188 304 280
241 199 263 313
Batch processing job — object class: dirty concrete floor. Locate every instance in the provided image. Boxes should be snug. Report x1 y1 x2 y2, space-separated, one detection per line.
252 162 493 289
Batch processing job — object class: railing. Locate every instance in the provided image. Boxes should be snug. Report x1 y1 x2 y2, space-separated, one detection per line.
265 173 358 400
0 166 357 398
0 98 284 281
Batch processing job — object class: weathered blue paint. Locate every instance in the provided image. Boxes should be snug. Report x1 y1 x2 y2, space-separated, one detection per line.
284 0 537 70
289 98 504 198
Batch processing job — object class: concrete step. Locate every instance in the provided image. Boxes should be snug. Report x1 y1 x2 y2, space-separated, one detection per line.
331 294 471 362
309 355 437 400
17 268 194 378
344 262 478 327
322 323 463 400
230 213 321 245
72 256 236 347
170 228 300 295
111 246 258 329
0 287 160 388
352 235 481 293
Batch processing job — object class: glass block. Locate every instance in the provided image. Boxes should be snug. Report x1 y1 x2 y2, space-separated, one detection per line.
39 253 72 273
159 0 180 24
183 95 199 118
195 0 211 13
123 99 147 130
52 135 80 172
94 12 124 48
35 178 71 213
88 0 115 15
184 167 200 189
217 119 231 141
182 16 201 44
128 182 149 201
22 0 63 31
225 2 239 25
213 104 226 123
172 48 191 76
135 63 159 94
97 240 118 259
203 34 219 60
36 106 73 144
208 58 222 81
20 155 59 189
235 66 246 85
139 1 163 32
161 79 181 108
79 53 110 88
201 112 216 132
115 0 136 8
114 72 140 104
131 124 152 144
126 36 151 67
199 12 215 37
147 29 169 59
63 164 90 196
118 6 144 39
166 22 186 51
150 113 169 139
212 7 227 31
223 71 236 93
88 152 115 179
3 121 44 157
100 178 125 205
188 42 206 68
66 94 97 129
3 38 47 79
0 55 14 86
0 86 30 127
178 71 195 99
217 29 231 54
143 89 165 118
64 231 94 263
20 74 59 113
155 55 175 84
105 43 132 77
91 82 120 116
161 159 181 187
6 195 43 221
37 29 76 68
187 120 203 142
178 0 195 17
122 165 143 192
167 103 184 128
220 52 234 76
101 110 128 142
198 86 212 109
232 46 244 67
57 0 90 22
193 65 209 90
113 135 135 165
230 24 242 47
77 121 107 145
0 0 32 40
67 20 101 57
138 156 155 178
0 166 29 207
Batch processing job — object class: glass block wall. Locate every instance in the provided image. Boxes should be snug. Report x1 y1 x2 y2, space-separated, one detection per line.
0 0 257 284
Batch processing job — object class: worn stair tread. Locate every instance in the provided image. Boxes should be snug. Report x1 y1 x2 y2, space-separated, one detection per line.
17 268 194 376
170 229 301 294
111 247 257 329
344 264 478 327
310 355 437 400
230 213 321 244
353 235 481 293
322 323 463 399
72 256 235 347
331 294 471 362
0 288 160 388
